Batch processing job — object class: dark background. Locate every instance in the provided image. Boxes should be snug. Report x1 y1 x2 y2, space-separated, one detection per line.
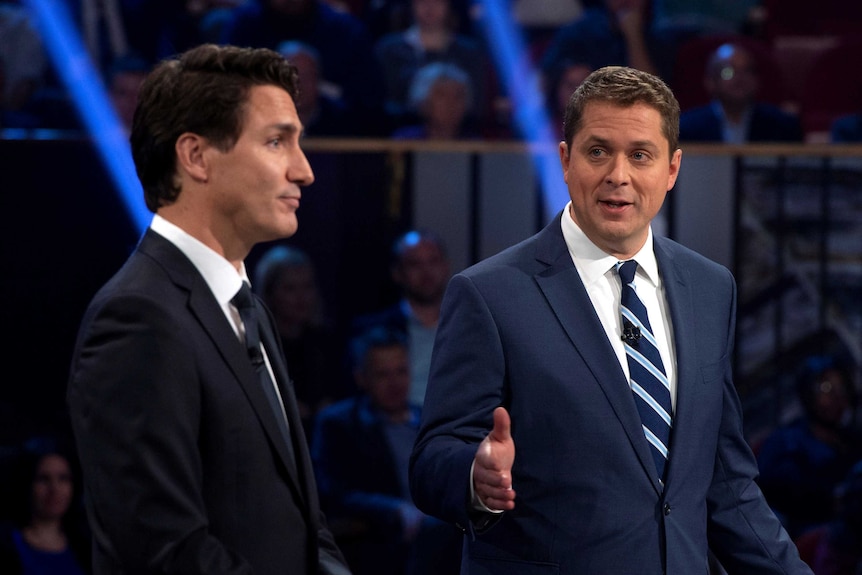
0 138 404 445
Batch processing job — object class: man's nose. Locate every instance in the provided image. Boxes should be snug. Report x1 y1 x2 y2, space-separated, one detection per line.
605 154 630 185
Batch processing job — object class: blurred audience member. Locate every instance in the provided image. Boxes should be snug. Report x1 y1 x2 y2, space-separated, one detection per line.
830 112 862 143
757 354 862 539
125 0 247 63
513 0 582 32
650 0 763 43
514 0 582 67
653 0 761 33
544 58 592 141
0 0 48 129
253 244 352 441
79 0 130 74
311 326 461 575
362 0 413 39
220 0 386 136
679 42 803 143
0 438 91 575
276 40 357 136
375 0 489 132
795 459 862 575
106 53 150 132
391 61 477 140
539 0 670 85
360 0 476 43
352 229 451 408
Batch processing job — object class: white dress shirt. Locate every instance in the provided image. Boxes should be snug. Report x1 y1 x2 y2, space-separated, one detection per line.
149 215 289 422
560 203 678 409
472 206 680 512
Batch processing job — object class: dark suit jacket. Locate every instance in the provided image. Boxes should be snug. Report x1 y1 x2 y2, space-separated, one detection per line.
313 396 461 575
409 214 812 574
68 230 350 575
679 102 804 142
312 395 417 575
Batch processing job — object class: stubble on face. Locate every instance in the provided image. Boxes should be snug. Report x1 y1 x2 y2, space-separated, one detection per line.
207 85 313 259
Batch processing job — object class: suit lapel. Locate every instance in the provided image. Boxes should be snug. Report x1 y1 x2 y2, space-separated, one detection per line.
533 220 660 491
139 232 305 495
257 302 318 507
188 277 305 488
654 240 698 490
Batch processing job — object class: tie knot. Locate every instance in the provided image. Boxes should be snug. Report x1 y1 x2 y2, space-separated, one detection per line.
231 282 255 311
617 260 638 285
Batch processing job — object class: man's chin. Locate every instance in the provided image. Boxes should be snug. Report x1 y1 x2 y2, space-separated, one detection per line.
260 219 298 243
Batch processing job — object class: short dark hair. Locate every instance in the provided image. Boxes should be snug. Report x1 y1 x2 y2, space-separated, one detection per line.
253 244 313 299
349 325 408 373
795 354 855 415
391 228 448 266
131 44 300 212
562 66 680 155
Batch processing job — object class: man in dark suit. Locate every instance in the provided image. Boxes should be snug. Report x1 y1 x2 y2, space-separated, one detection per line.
679 42 803 143
352 229 451 408
311 326 461 575
409 66 813 574
67 44 351 575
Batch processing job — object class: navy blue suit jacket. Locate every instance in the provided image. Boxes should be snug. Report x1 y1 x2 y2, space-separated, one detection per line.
680 102 803 142
68 230 349 575
409 214 812 574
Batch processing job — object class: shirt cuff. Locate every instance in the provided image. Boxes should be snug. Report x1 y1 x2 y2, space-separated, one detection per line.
469 459 505 514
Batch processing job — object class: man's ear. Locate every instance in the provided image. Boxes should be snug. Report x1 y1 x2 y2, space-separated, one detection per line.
175 133 209 182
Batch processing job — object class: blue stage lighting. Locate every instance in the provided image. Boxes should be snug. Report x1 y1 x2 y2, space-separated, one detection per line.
476 0 569 222
23 0 150 234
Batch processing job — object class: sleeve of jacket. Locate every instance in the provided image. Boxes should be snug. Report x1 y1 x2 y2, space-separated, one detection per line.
703 272 813 575
409 272 507 534
68 292 253 575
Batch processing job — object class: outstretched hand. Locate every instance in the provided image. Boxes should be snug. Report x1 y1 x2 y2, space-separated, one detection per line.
473 407 516 511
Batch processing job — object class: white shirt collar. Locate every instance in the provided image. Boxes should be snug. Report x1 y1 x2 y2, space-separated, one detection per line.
150 214 249 304
559 202 660 286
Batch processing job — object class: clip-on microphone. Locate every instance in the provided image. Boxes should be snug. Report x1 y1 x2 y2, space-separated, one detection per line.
621 324 641 344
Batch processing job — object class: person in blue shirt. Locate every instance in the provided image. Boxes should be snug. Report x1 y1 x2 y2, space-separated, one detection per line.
312 326 461 575
679 42 803 143
0 439 91 575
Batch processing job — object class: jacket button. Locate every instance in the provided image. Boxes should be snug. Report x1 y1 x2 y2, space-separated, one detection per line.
663 503 671 516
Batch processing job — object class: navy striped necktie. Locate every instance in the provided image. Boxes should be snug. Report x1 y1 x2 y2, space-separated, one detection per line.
616 260 673 482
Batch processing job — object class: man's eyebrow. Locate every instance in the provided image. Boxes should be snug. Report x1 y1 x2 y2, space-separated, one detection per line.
581 135 611 148
629 139 660 150
580 136 659 150
272 122 301 135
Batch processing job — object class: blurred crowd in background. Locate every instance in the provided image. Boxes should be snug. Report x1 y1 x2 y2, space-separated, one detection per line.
3 0 862 143
2 1 862 574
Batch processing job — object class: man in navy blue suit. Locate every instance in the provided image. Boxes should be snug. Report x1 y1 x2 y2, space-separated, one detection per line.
679 42 803 143
409 65 813 574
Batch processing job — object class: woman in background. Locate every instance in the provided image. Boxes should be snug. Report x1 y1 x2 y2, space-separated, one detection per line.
0 439 91 575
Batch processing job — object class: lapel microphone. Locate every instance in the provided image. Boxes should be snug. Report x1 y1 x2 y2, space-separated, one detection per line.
621 324 642 343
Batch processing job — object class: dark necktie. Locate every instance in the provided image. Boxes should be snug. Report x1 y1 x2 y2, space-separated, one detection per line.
616 260 673 482
231 282 293 451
